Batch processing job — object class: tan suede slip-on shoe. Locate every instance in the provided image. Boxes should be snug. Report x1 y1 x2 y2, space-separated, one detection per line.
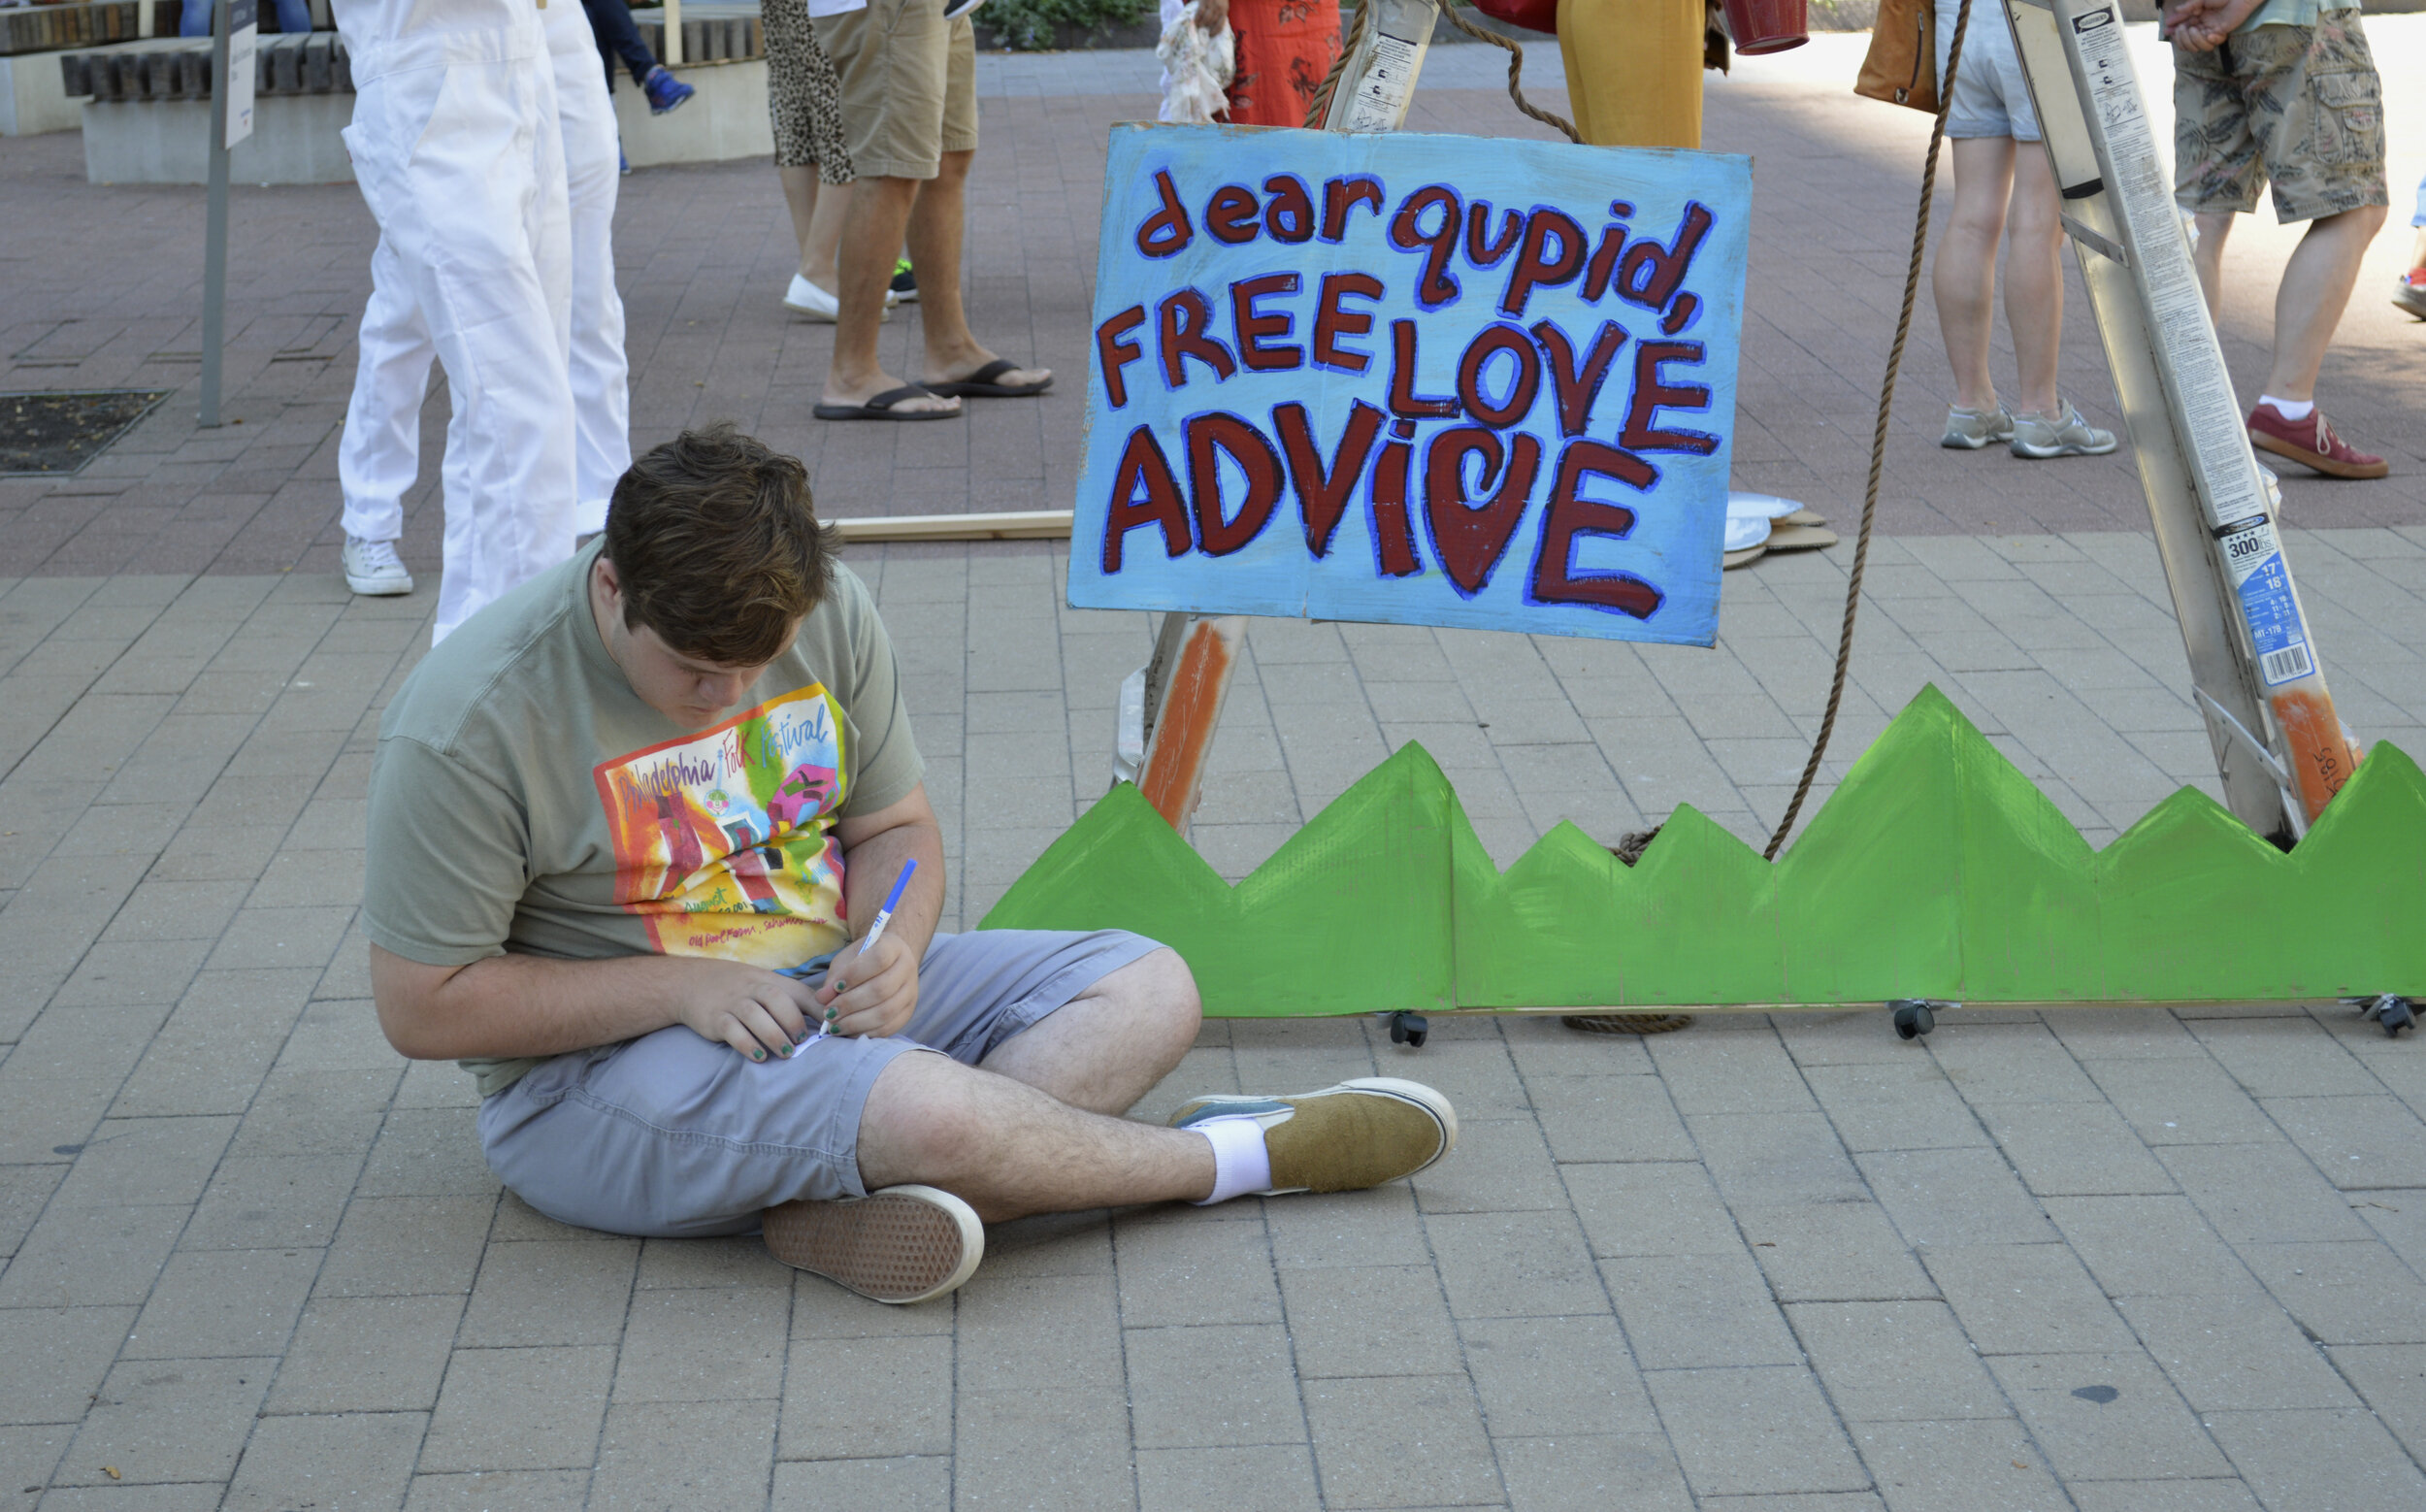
1167 1078 1459 1194
762 1184 983 1304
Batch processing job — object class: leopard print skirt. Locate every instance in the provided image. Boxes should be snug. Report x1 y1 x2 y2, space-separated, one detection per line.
763 0 854 181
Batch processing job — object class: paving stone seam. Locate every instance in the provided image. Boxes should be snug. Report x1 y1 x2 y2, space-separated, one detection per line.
0 576 177 788
9 580 429 1501
1506 1020 1735 1504
2056 1011 2426 1487
1758 1015 2068 1502
1245 1204 1332 1507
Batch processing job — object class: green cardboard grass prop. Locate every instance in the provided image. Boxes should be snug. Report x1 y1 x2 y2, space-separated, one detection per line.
980 686 2426 1012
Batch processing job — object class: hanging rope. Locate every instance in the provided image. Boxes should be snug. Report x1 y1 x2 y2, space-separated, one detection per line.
1303 0 1373 127
1302 0 1981 867
1435 4 1580 142
1761 0 1976 861
1304 1 1578 142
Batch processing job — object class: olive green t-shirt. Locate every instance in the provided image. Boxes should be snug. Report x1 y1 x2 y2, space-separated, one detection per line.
364 539 924 1097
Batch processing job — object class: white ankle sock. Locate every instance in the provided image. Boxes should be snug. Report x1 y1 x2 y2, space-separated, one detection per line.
1189 1116 1272 1205
2260 395 2314 422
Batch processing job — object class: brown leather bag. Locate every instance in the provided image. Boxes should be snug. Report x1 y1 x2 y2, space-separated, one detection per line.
1857 0 1938 113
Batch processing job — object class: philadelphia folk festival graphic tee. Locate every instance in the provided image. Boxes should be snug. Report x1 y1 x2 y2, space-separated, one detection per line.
363 538 924 1097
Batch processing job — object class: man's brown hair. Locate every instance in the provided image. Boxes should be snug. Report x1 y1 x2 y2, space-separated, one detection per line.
603 423 841 666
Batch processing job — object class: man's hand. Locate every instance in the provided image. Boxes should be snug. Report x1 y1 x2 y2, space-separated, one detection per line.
674 958 824 1063
1195 0 1229 31
814 928 921 1040
2164 0 2259 51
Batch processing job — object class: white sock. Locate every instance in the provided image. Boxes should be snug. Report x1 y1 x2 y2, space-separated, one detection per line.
1189 1115 1272 1205
2260 395 2314 422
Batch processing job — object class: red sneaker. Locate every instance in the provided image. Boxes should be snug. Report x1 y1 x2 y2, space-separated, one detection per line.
2246 403 2388 480
2397 269 2426 320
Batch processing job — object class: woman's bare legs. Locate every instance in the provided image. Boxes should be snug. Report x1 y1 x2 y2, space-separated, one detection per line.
2005 141 2066 419
779 166 854 294
1934 136 2018 413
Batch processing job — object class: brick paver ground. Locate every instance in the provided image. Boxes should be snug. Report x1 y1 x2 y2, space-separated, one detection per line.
2 23 2424 1512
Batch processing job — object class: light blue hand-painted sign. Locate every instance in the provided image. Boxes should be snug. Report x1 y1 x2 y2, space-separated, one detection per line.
1067 122 1753 646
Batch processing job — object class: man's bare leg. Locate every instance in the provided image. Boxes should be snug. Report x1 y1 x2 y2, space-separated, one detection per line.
2193 210 2235 323
856 1054 1216 1223
825 174 957 413
908 148 1049 392
2261 203 2388 404
976 948 1200 1115
854 948 1206 1221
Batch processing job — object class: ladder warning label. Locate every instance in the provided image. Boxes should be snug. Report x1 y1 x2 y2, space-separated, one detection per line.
1342 35 1421 133
2219 520 2311 684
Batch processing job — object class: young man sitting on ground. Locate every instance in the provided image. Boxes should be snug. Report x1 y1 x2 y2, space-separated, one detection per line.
363 424 1458 1303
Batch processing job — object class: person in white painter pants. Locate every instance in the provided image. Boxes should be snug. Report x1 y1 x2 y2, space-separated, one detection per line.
330 0 581 643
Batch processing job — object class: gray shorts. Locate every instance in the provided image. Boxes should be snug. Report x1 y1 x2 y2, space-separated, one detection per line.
1937 0 2042 143
476 929 1163 1237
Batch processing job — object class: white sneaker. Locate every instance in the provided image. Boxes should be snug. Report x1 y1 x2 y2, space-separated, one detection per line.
783 273 890 322
343 536 413 596
2010 401 2118 459
1941 403 2016 449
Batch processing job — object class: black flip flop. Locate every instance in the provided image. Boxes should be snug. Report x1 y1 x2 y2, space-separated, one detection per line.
812 384 960 421
924 359 1052 399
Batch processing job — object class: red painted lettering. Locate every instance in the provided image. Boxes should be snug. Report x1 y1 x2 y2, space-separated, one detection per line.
1095 304 1147 409
1135 170 1194 258
1530 319 1627 437
1102 426 1191 573
1388 321 1459 419
1185 412 1284 557
1320 175 1385 243
1274 400 1384 558
1262 174 1316 243
1423 426 1544 597
1157 289 1237 389
1619 341 1719 455
1455 324 1543 428
1528 441 1663 619
1388 185 1463 308
1312 272 1382 374
1498 206 1587 317
1205 184 1261 246
1231 273 1303 373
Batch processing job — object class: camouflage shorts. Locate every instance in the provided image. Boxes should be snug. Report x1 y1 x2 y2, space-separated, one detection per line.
2173 10 2388 223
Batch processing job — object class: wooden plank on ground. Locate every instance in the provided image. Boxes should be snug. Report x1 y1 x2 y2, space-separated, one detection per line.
827 510 1072 542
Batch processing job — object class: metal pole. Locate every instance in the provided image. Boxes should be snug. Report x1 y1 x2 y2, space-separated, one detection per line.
200 0 232 427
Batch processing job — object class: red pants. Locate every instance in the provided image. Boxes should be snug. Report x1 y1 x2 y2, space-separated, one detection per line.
1225 0 1341 128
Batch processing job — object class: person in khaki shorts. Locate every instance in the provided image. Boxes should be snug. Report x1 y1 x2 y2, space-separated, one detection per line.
2166 0 2390 479
364 426 1459 1303
812 0 1052 419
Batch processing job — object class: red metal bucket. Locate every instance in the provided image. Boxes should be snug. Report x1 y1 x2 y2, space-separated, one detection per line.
1722 0 1809 54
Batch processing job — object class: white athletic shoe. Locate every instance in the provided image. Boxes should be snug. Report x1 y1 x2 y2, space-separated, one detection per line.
343 535 413 596
783 273 892 322
2010 402 2118 459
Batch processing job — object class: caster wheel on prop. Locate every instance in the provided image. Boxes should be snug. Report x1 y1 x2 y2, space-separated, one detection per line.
1388 1011 1428 1049
2357 995 2416 1038
1890 1000 1936 1040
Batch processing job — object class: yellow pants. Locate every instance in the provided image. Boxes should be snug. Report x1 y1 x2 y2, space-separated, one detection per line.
1556 0 1706 149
